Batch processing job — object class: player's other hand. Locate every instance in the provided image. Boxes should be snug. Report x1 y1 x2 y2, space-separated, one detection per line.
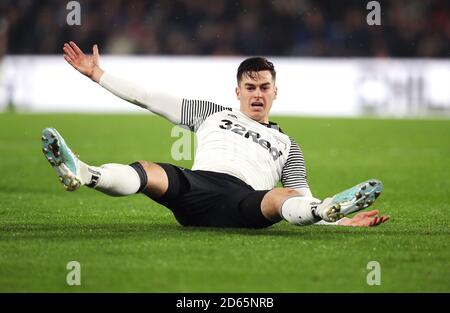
63 41 104 83
338 209 390 227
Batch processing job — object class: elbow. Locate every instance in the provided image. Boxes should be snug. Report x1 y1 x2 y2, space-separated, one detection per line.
133 90 153 110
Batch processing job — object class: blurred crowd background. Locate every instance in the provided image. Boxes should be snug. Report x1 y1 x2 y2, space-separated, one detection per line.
1 0 449 57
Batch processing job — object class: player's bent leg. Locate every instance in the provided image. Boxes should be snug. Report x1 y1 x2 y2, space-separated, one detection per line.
272 179 384 227
261 188 324 226
260 188 300 222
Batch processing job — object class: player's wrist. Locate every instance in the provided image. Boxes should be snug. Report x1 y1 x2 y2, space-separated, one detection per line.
91 66 104 83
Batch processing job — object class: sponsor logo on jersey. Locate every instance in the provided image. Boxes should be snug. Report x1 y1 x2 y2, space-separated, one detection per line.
219 119 284 161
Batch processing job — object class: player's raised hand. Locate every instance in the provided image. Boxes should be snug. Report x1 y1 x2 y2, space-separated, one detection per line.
338 209 390 227
63 41 104 82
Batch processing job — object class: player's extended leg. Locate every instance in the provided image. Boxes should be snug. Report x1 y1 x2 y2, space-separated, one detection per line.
41 128 168 197
261 180 383 226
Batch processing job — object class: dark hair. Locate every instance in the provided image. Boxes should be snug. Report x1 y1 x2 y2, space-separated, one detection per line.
237 57 276 84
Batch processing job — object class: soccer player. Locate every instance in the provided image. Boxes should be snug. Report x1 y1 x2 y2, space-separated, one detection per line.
42 41 389 228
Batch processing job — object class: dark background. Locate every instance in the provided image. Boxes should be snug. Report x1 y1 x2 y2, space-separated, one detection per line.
2 0 449 57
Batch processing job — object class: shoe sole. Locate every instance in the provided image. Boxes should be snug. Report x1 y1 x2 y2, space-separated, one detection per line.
41 128 81 191
323 179 383 222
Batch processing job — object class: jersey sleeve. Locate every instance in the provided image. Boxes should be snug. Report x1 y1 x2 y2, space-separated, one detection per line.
180 99 231 131
280 138 310 190
99 72 184 123
99 72 229 130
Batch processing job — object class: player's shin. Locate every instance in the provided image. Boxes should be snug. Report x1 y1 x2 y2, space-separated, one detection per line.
79 162 143 196
280 196 322 226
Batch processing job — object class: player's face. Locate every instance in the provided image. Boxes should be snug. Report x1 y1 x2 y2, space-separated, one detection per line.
236 70 277 123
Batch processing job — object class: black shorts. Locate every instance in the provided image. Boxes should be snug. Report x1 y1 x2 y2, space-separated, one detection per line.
144 163 274 229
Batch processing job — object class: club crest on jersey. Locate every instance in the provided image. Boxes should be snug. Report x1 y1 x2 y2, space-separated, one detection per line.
219 119 284 161
274 136 288 150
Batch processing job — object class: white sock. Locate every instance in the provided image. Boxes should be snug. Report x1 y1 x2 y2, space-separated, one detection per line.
280 196 322 226
79 161 142 196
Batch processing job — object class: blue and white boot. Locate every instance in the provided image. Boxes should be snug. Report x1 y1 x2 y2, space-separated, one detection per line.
41 128 82 191
318 179 383 222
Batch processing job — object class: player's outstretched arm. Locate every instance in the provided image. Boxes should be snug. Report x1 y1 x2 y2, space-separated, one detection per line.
62 41 184 124
63 41 104 83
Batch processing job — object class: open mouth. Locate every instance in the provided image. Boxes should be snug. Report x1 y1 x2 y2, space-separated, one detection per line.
251 102 264 108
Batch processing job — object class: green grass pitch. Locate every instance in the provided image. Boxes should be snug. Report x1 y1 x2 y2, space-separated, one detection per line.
0 112 449 292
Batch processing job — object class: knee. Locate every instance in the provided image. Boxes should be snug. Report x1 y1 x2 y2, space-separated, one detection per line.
134 161 169 198
134 160 160 184
136 160 160 175
280 188 300 197
266 188 300 209
137 160 151 168
267 188 299 202
261 188 300 221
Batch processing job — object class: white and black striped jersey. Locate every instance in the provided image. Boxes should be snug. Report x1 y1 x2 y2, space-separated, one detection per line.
100 72 309 192
180 99 308 191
